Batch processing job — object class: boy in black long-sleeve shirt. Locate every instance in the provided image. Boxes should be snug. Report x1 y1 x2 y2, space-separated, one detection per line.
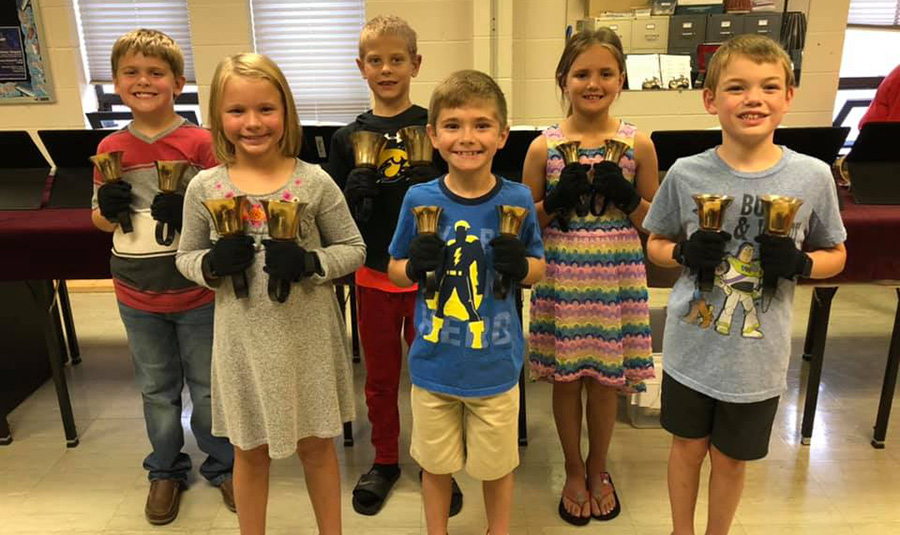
323 14 454 517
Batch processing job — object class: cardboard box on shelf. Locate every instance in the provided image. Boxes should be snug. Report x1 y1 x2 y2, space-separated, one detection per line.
587 0 650 16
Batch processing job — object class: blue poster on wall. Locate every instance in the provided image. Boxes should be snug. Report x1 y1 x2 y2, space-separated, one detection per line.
0 0 53 103
0 26 27 82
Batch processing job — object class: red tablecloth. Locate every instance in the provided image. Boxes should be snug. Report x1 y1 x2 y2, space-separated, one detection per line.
0 208 111 281
815 187 900 284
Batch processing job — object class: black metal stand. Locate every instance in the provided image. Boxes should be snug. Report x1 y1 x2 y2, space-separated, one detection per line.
801 288 820 362
872 289 900 449
349 286 360 363
334 282 355 446
0 415 11 445
343 421 354 447
43 281 79 447
515 287 528 446
800 286 838 446
57 280 81 365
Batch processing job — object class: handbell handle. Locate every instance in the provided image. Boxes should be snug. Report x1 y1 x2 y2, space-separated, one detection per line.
698 266 715 293
355 198 374 223
493 273 511 299
233 270 249 299
119 211 133 233
155 220 177 246
268 275 291 303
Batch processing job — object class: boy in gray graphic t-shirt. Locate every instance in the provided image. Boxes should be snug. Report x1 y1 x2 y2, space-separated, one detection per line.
643 35 847 535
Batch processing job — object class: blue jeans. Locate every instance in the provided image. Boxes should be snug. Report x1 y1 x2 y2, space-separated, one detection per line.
118 302 233 485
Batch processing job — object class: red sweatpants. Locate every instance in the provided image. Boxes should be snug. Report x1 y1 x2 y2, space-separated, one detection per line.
356 285 417 464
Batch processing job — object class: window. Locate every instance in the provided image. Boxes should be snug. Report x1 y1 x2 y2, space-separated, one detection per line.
75 0 197 82
74 0 201 126
250 0 370 124
848 1 900 26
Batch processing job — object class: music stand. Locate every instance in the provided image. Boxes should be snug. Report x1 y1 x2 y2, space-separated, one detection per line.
38 130 114 209
0 131 51 210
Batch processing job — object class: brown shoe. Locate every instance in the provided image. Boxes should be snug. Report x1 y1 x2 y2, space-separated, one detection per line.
219 478 236 512
145 479 184 525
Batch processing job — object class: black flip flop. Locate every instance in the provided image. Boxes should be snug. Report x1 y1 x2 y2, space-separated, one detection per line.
589 472 621 521
352 466 400 516
558 495 591 526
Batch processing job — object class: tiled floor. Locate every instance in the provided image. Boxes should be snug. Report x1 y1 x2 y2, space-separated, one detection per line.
1 285 899 534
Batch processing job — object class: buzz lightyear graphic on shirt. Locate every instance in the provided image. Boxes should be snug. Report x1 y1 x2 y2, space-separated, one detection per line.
683 242 764 339
713 242 763 338
422 220 487 349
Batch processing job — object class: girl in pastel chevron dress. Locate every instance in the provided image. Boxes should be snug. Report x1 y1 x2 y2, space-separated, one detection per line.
522 28 659 526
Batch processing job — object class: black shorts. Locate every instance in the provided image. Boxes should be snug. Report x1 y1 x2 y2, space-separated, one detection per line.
660 372 779 461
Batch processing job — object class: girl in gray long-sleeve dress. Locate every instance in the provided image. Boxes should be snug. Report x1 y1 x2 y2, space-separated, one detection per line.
176 53 364 535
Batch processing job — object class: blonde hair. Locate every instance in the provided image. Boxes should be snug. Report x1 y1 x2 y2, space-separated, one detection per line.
359 15 418 58
207 53 301 165
704 34 795 94
428 70 508 128
556 28 626 115
111 29 185 79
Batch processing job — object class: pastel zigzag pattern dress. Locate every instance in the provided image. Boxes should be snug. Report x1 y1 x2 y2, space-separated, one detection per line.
528 122 654 392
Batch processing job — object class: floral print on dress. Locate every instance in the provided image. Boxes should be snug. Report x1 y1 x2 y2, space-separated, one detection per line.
246 202 267 229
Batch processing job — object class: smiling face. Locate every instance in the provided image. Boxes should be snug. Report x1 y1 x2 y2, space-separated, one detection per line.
703 55 794 146
427 99 509 177
113 52 185 120
357 34 421 108
561 44 624 118
219 75 286 163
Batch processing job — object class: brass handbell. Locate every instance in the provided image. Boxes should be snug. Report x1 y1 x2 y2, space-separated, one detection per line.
399 125 434 168
154 160 190 246
350 131 388 170
262 200 308 303
591 139 631 216
90 151 133 233
156 160 189 193
350 131 388 222
691 194 734 292
553 140 583 232
494 205 530 299
759 195 804 311
692 194 734 232
203 196 251 299
412 205 443 299
556 140 581 166
760 195 803 237
90 151 124 181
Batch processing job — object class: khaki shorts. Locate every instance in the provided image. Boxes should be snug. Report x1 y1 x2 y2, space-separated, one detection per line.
410 384 520 481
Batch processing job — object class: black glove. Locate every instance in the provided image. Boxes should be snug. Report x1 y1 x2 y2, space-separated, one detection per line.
343 167 379 208
755 234 812 280
262 240 321 281
405 234 445 281
592 161 641 214
543 163 591 214
405 163 442 184
207 235 255 277
490 235 529 282
97 181 132 222
150 192 184 231
675 230 732 271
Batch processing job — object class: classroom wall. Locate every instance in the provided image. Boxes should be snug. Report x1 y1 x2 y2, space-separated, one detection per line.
0 0 853 153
